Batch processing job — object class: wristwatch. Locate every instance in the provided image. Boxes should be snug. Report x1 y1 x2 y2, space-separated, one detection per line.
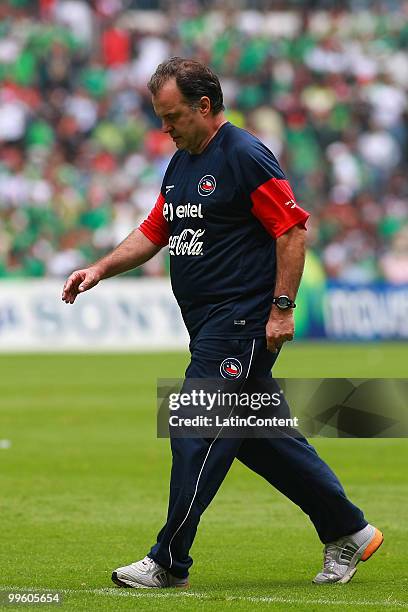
272 295 296 310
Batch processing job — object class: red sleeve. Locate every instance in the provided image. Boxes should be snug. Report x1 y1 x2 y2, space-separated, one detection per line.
250 178 310 238
138 193 169 247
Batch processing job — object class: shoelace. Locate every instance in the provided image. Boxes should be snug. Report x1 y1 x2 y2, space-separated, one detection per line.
141 556 156 569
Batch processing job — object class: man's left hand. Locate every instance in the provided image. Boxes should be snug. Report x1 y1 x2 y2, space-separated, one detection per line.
266 309 294 352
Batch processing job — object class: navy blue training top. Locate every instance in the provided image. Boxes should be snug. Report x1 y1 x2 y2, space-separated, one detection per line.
139 122 309 341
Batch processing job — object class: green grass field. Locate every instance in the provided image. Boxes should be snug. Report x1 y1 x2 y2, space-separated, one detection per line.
1 343 407 611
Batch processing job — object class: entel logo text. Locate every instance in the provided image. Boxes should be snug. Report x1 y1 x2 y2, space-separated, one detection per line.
163 202 203 221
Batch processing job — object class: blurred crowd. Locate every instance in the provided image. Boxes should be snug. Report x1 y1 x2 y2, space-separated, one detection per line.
1 0 408 282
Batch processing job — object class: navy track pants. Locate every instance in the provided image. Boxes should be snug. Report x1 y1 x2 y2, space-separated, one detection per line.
148 337 367 578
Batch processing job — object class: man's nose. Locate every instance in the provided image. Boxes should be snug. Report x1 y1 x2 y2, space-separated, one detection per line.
162 121 172 133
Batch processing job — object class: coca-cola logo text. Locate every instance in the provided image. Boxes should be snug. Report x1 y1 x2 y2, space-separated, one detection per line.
168 229 205 256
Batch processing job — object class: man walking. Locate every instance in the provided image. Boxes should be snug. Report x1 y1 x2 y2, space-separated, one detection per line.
62 57 383 588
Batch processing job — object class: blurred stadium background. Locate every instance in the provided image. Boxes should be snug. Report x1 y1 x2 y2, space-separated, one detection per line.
1 2 408 609
0 0 408 349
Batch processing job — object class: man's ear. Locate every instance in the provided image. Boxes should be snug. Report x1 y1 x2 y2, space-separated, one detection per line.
200 96 211 116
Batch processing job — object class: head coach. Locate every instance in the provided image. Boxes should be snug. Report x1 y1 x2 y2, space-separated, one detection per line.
62 57 383 589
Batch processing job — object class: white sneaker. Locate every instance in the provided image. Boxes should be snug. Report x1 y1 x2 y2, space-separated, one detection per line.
313 523 383 584
111 556 189 589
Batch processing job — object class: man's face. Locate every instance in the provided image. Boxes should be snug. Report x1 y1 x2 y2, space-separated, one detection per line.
152 79 207 153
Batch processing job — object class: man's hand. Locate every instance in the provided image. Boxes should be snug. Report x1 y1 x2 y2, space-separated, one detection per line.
62 266 101 304
266 308 294 352
61 230 162 304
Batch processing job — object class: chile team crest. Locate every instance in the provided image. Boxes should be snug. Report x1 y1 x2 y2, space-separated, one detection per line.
198 175 216 197
220 358 242 379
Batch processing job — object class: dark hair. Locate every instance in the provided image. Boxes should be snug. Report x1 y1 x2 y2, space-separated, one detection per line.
148 57 225 115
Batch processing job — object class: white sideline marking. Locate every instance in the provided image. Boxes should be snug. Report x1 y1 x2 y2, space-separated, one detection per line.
1 586 407 607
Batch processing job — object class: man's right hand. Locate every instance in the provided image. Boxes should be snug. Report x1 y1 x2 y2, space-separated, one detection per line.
62 266 102 304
